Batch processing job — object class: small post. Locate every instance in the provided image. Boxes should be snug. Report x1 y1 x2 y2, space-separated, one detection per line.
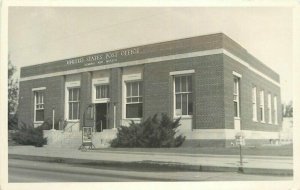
239 142 243 166
52 107 55 130
113 103 116 129
235 132 244 173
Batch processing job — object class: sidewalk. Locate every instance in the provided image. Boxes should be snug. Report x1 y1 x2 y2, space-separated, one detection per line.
8 146 293 176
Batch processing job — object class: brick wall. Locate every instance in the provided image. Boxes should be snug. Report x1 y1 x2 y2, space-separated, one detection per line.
18 76 65 127
144 54 225 129
223 55 282 132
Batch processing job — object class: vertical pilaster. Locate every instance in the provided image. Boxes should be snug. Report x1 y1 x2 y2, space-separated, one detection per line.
80 72 92 129
109 68 122 129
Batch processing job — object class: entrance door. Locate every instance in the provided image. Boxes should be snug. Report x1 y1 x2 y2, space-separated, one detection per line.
95 103 109 132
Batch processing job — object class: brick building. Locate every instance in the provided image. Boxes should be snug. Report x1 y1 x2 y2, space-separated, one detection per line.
18 33 282 147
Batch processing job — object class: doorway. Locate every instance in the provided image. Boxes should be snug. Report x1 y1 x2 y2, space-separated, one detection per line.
95 103 109 132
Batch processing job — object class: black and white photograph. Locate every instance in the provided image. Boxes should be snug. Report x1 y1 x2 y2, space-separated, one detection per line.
1 1 299 190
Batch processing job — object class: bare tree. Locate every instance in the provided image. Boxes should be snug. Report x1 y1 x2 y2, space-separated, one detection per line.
8 55 19 129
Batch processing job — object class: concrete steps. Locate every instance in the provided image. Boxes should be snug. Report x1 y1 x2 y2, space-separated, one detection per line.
44 129 117 149
93 129 117 148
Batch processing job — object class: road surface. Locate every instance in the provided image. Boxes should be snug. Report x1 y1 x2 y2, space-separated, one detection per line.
8 159 291 182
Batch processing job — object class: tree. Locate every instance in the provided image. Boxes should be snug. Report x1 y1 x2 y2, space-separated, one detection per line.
8 55 19 129
282 101 293 117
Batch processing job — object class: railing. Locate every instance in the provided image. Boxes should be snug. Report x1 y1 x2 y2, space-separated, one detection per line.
61 119 79 132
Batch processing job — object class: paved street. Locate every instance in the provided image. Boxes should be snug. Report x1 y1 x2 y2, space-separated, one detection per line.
9 159 292 182
8 146 293 170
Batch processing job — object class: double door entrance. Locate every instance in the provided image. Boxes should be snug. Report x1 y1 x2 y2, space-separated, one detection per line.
95 103 109 132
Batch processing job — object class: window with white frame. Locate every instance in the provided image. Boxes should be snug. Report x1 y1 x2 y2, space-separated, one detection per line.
34 91 44 122
260 90 265 122
95 84 109 99
126 81 143 118
274 96 278 124
252 86 257 121
268 93 272 124
233 76 240 118
174 75 193 116
68 88 80 120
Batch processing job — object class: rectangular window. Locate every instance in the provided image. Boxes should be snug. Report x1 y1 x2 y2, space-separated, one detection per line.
96 85 109 99
34 91 44 122
274 96 278 124
68 88 80 120
174 75 193 116
233 76 240 118
252 86 257 121
268 93 272 124
260 90 265 122
126 81 143 118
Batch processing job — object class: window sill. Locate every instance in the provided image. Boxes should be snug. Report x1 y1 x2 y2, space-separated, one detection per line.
124 118 142 121
174 115 193 119
34 121 44 124
66 120 80 122
94 98 110 103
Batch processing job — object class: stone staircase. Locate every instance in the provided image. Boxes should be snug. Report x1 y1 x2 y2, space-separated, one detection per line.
92 129 117 148
44 129 117 149
44 130 82 149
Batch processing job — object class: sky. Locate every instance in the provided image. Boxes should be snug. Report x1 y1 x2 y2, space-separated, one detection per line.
8 7 293 103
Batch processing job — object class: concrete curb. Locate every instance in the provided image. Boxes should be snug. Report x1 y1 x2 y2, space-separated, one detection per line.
9 154 293 176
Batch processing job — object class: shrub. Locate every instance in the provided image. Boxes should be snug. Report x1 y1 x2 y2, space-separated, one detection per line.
11 122 47 147
111 113 185 148
8 112 18 130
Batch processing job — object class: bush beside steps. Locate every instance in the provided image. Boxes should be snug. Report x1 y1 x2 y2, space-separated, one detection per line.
111 113 185 148
11 122 47 147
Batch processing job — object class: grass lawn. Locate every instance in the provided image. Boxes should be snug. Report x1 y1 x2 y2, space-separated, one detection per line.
100 144 293 157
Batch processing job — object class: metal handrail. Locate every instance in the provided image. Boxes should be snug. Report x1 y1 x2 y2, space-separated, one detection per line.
62 120 78 132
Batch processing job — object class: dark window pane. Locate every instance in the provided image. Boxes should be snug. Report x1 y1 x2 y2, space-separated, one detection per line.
36 110 44 121
234 102 238 117
139 82 143 96
77 89 80 101
126 98 132 103
182 94 187 115
106 85 109 97
96 86 100 99
69 103 73 120
77 103 80 120
126 103 143 118
188 94 193 115
233 78 238 94
73 102 79 120
126 83 131 97
69 89 72 101
132 82 138 96
182 76 187 92
175 77 180 92
131 97 139 102
100 86 105 98
187 76 192 92
73 89 78 101
175 94 181 109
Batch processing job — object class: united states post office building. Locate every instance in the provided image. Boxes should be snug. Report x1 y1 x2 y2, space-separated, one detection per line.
18 33 282 147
